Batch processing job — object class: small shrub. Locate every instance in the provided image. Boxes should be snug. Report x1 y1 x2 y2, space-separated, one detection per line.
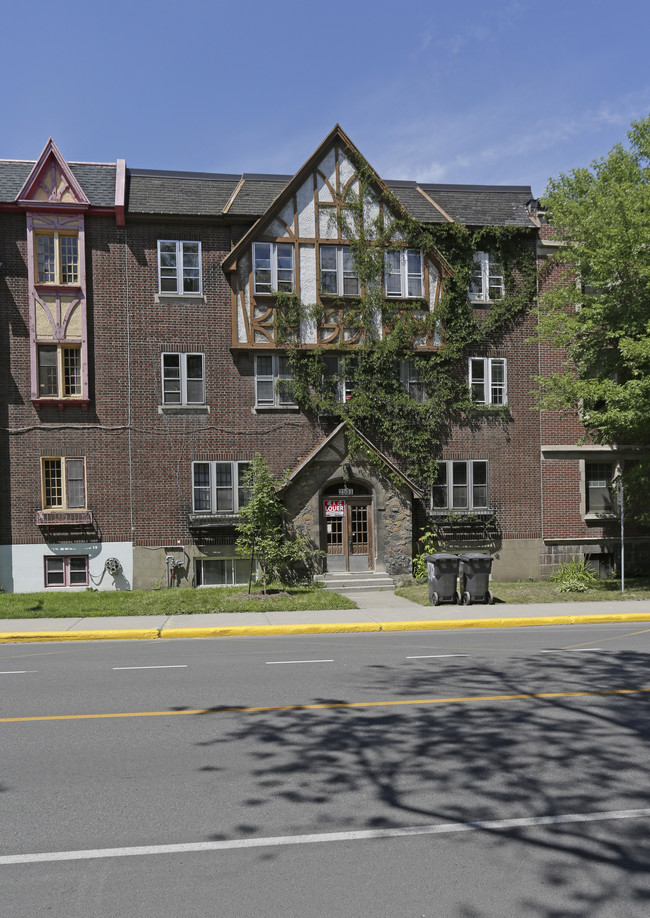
549 559 598 593
413 529 439 580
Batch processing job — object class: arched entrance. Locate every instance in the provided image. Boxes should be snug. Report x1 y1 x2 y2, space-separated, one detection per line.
321 481 374 572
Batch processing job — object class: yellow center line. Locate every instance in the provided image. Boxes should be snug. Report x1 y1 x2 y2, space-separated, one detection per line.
2 686 650 723
562 627 650 649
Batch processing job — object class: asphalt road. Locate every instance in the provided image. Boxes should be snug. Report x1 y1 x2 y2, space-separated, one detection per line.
2 623 650 917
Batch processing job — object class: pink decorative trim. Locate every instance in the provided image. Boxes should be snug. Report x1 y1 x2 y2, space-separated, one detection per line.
115 159 126 226
16 138 90 206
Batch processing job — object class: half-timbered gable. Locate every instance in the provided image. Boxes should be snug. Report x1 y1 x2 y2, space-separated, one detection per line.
223 125 449 351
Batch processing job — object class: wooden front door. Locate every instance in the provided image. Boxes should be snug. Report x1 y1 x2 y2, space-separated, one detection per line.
324 498 373 572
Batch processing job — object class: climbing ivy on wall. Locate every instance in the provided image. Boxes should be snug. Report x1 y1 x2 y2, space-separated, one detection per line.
275 159 537 489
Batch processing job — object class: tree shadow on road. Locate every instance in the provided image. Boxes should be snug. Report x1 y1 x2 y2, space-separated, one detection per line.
188 648 650 916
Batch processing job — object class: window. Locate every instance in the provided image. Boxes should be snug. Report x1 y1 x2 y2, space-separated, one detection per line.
161 353 205 405
37 345 82 398
323 354 357 402
319 245 359 296
385 249 423 298
253 242 294 294
36 231 79 285
400 359 427 402
44 555 89 588
42 458 86 510
469 358 507 405
469 251 504 302
192 461 251 514
157 241 201 294
195 557 253 586
432 460 488 510
586 462 614 513
254 354 296 407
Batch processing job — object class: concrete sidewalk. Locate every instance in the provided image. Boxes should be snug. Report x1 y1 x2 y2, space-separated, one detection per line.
2 590 650 643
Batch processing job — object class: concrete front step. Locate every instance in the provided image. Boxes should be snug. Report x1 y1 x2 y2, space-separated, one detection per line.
316 573 395 592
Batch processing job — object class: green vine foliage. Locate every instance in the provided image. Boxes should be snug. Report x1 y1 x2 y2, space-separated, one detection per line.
276 160 537 490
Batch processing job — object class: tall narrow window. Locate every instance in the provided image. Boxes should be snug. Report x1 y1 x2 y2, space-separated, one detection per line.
469 252 504 302
469 358 507 405
586 463 614 513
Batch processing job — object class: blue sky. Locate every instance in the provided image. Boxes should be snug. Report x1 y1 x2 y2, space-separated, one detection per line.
2 0 648 197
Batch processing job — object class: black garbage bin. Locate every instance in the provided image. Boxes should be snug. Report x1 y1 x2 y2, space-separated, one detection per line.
425 553 460 606
458 552 494 605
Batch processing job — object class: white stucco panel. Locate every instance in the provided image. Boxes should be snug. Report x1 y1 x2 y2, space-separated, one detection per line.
1 541 134 593
279 200 295 233
338 153 357 192
296 178 315 237
427 260 440 310
267 217 290 238
316 170 333 204
319 149 337 194
318 206 338 239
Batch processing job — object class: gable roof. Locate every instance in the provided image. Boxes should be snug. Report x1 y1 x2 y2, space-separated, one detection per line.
284 421 424 498
221 124 453 275
16 137 90 206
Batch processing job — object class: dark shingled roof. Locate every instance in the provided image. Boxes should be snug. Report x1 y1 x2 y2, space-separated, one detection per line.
0 160 116 207
127 169 241 215
385 180 450 223
0 155 534 227
418 184 534 227
226 175 291 217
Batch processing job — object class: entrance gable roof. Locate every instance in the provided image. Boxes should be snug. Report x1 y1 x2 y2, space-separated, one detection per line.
16 138 90 207
284 421 424 498
222 124 452 277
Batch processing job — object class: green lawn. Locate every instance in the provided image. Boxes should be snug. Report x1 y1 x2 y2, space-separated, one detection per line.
0 584 356 619
396 578 650 607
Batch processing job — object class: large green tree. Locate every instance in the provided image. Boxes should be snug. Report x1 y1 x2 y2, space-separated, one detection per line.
538 116 650 517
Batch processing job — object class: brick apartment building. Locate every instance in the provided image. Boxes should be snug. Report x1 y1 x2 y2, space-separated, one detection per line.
0 126 646 593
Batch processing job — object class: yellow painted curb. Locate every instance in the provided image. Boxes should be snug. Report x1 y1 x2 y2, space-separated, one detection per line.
0 629 161 644
1 611 650 643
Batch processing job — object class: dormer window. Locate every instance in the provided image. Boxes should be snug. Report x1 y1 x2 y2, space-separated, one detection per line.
36 231 78 285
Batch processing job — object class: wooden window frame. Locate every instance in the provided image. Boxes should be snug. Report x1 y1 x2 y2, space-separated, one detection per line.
35 230 79 286
469 251 504 303
252 242 295 295
431 460 489 511
41 457 86 510
469 357 507 405
384 249 423 299
44 555 89 588
319 245 360 297
37 344 83 399
254 354 296 407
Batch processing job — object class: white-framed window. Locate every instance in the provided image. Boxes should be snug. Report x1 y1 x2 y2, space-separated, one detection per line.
385 249 423 298
195 557 254 587
254 354 296 407
469 357 507 405
432 460 489 511
469 251 504 302
253 242 294 294
319 245 359 296
41 458 86 510
192 461 251 514
37 344 82 399
44 555 89 588
400 359 427 403
161 353 205 405
157 241 202 294
35 231 79 285
585 462 615 514
323 354 358 402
